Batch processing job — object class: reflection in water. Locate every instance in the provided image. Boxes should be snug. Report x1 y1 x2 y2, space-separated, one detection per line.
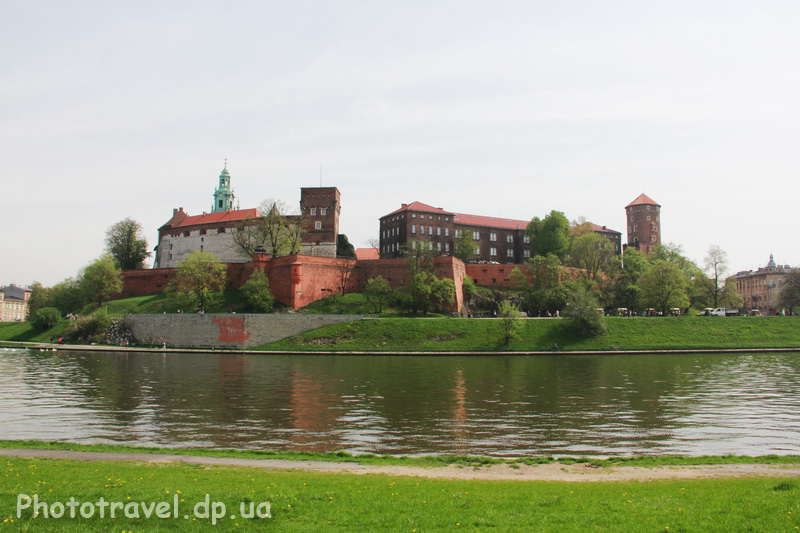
1 348 800 456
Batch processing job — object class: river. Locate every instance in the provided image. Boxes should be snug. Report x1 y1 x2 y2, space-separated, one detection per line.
1 348 799 456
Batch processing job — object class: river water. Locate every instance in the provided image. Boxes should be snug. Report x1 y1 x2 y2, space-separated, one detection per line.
1 348 799 457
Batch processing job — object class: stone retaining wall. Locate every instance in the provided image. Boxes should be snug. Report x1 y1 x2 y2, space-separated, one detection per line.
123 314 362 348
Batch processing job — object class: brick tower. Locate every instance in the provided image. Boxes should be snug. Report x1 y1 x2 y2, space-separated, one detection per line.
625 193 661 254
300 187 340 257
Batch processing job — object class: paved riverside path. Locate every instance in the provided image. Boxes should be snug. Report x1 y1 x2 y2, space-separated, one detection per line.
2 449 800 482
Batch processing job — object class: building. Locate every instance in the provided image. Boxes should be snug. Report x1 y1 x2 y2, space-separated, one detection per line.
379 201 621 263
731 255 797 314
0 285 31 322
154 165 341 268
625 193 661 254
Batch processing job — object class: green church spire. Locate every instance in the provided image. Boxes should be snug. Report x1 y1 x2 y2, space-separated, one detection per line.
212 160 235 212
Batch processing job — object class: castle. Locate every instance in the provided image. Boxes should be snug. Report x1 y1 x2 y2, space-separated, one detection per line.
153 164 341 269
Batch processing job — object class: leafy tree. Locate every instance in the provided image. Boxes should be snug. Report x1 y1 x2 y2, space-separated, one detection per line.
527 210 570 259
563 286 607 337
241 269 274 312
779 270 800 314
70 308 112 342
232 199 305 258
509 254 564 316
105 218 150 270
166 251 228 312
498 300 522 345
364 275 392 313
26 282 53 318
31 307 61 330
336 234 356 258
703 245 729 308
51 278 86 315
569 232 615 283
454 229 477 263
81 254 123 306
637 260 689 315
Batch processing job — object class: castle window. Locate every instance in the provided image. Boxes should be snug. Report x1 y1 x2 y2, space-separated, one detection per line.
472 231 480 240
445 228 450 237
420 226 425 235
437 227 441 236
455 229 462 238
633 225 637 232
437 242 442 251
412 213 416 218
490 233 497 241
315 221 322 230
524 250 530 258
506 235 513 243
311 208 317 215
429 225 433 234
412 224 416 234
507 249 513 258
321 208 327 216
490 247 497 256
630 216 634 221
647 216 651 221
445 243 450 252
523 235 530 244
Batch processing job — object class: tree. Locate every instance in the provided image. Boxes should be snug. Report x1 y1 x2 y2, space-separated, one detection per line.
31 307 61 330
335 258 357 302
336 234 356 258
241 269 274 312
105 218 150 270
779 270 800 314
80 254 123 306
703 245 729 308
454 229 478 263
637 260 689 315
26 282 53 319
563 286 607 337
51 277 86 315
364 276 392 313
569 232 615 283
166 251 228 312
232 199 305 258
527 210 571 259
509 254 564 316
398 245 455 314
498 300 522 345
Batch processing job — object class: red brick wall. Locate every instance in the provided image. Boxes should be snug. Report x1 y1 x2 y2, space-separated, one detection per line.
465 264 524 287
120 256 466 312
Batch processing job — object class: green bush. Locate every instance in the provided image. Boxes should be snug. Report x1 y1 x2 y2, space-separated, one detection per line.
241 269 274 312
70 308 112 342
563 287 607 337
31 307 61 331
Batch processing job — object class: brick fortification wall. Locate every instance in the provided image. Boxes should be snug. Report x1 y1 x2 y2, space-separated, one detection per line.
120 255 466 311
123 314 362 348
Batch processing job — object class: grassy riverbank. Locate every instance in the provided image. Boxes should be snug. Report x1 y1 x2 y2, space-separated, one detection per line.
2 452 799 531
3 440 800 468
257 316 800 352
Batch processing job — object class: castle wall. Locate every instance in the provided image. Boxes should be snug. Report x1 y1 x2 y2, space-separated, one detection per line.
120 256 466 312
157 229 251 269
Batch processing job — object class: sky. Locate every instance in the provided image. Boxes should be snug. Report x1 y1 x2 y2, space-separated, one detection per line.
2 0 799 287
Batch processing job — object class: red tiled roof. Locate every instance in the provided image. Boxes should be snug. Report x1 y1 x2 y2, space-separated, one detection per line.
626 193 660 208
384 201 453 217
453 212 529 231
587 222 621 234
171 208 260 228
355 248 380 260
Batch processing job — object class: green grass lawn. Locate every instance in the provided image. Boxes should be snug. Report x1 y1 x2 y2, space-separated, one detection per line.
1 454 799 531
258 316 800 352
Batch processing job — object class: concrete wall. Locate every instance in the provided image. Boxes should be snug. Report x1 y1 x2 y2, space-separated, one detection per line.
123 313 362 348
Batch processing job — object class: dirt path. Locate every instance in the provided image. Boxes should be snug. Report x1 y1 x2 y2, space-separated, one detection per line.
2 449 799 482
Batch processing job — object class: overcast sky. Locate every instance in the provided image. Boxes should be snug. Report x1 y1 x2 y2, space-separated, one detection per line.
2 1 799 286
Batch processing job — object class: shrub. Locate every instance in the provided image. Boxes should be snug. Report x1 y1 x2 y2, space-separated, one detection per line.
70 308 112 342
563 287 607 337
241 269 274 312
31 307 61 330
